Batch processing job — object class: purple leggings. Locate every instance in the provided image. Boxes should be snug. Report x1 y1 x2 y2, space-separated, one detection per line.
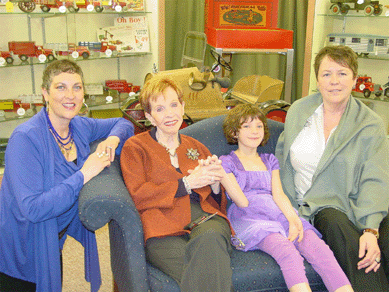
257 230 350 291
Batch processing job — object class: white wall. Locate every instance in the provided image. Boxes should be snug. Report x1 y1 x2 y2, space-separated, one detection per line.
0 0 159 137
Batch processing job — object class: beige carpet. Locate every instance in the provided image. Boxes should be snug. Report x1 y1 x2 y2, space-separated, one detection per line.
62 224 113 292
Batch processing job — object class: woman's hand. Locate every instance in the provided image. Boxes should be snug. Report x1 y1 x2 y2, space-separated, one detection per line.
80 150 112 184
95 136 120 162
186 156 225 190
357 232 381 273
287 216 304 242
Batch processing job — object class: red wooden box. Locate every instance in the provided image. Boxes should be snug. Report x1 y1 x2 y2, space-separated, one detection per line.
206 27 293 49
205 0 279 30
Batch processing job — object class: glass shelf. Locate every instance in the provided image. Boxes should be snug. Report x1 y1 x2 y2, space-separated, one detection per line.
0 52 151 69
0 90 127 123
317 13 389 18
0 10 150 17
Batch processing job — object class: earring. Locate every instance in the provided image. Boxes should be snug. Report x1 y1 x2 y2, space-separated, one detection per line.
46 101 49 113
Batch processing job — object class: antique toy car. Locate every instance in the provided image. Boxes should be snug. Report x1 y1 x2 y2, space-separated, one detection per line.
329 0 383 16
353 75 383 98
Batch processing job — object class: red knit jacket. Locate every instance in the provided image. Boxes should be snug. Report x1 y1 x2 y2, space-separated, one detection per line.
120 130 231 242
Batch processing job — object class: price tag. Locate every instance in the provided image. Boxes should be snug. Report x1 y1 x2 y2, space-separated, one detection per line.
71 51 79 59
38 54 47 63
106 96 113 103
87 4 94 11
17 108 26 116
105 49 112 57
0 57 5 67
59 5 66 13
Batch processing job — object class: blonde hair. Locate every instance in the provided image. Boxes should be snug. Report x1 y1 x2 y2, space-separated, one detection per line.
139 78 184 114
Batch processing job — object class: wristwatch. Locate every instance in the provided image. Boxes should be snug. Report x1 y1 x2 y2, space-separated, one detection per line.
363 228 379 239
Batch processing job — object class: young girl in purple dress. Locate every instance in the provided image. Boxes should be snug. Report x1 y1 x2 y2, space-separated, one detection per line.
218 104 353 292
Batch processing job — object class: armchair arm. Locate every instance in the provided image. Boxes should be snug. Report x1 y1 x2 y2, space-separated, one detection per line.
78 148 149 291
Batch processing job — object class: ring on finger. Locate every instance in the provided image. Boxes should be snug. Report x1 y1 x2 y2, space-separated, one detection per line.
96 152 103 158
376 257 381 263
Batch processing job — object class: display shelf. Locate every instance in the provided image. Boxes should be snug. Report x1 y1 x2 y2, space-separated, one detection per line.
0 52 151 68
317 13 388 18
0 10 150 16
0 89 123 123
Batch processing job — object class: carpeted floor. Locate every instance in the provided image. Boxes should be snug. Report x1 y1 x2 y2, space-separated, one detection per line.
0 175 113 292
63 224 113 292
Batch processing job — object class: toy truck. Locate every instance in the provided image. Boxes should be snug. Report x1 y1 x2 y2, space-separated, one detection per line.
0 51 13 65
105 80 140 93
0 99 31 112
13 0 103 13
352 75 383 98
45 43 90 59
8 41 55 62
329 0 383 16
78 41 116 54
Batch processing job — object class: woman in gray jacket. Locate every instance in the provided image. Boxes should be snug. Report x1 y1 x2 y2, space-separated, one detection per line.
276 45 389 292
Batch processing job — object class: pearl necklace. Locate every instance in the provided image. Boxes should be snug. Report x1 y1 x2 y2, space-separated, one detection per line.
158 140 178 157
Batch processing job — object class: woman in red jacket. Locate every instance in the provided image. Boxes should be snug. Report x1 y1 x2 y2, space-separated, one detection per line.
120 77 234 292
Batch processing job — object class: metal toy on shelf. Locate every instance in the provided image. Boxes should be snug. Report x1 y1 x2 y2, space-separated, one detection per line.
329 0 383 16
383 77 389 98
78 41 116 57
11 0 143 13
8 41 55 63
327 33 389 57
352 75 383 98
45 43 90 59
105 80 140 94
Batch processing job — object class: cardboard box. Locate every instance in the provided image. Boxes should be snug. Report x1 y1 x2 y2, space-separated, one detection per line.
205 0 279 29
206 27 293 49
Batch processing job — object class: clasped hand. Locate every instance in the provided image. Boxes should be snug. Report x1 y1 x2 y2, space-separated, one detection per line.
80 136 120 184
186 155 225 190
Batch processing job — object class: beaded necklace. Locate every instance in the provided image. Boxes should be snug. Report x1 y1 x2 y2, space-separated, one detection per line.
45 109 75 155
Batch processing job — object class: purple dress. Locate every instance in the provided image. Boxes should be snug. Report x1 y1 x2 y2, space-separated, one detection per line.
220 151 320 252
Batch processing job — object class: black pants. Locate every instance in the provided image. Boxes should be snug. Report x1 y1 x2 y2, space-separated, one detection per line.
146 202 234 292
0 272 36 292
314 208 389 292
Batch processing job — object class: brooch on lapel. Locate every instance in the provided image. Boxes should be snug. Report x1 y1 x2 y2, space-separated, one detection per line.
186 148 200 160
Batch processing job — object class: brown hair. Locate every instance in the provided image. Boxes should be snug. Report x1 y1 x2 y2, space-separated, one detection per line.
223 104 270 146
314 45 358 79
42 59 84 93
139 78 184 114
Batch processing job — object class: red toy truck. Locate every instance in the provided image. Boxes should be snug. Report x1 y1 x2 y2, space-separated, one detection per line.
45 43 90 59
105 80 140 93
0 51 13 64
353 75 383 98
78 41 116 54
8 41 55 62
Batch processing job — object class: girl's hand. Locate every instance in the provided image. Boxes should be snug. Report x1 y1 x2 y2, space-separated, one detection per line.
287 216 304 242
95 136 120 162
358 232 381 273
